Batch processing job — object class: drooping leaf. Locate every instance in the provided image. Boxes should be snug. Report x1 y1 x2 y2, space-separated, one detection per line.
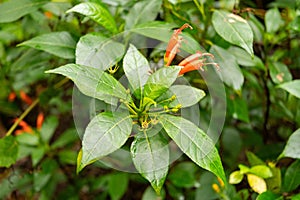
247 174 267 194
265 8 284 33
78 112 132 172
283 160 300 192
131 131 169 194
159 114 225 182
18 32 76 59
157 85 206 108
277 80 300 99
0 136 18 168
67 2 117 33
212 10 254 56
125 0 162 30
210 45 244 90
46 64 130 106
144 66 181 100
229 171 244 184
76 33 125 70
0 0 47 23
123 44 151 99
269 61 292 84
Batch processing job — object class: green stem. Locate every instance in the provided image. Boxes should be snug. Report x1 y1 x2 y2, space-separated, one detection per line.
193 0 206 21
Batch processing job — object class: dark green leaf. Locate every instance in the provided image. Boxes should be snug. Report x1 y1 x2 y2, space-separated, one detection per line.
157 85 206 108
168 162 198 188
283 160 300 192
18 32 76 59
256 191 280 200
210 45 244 90
0 0 47 23
246 151 265 166
46 64 130 105
144 66 181 100
123 44 151 99
269 61 292 84
131 131 169 194
212 10 254 56
75 33 125 70
40 116 58 144
0 136 18 168
265 8 284 33
108 173 128 200
78 112 132 172
67 2 117 33
227 94 249 122
277 80 300 99
125 0 162 30
159 114 225 182
51 128 78 149
58 150 77 165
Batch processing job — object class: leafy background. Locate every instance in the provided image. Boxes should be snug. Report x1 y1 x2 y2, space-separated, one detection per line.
0 0 300 199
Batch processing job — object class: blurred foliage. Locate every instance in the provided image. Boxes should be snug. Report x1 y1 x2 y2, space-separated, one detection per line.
0 0 300 199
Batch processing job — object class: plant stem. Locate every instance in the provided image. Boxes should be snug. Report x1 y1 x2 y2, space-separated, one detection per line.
193 0 206 21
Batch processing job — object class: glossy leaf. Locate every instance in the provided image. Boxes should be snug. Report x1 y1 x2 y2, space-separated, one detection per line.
229 171 244 184
18 32 76 59
67 2 117 33
212 10 254 56
0 0 47 23
269 61 292 84
265 8 284 33
76 33 125 70
249 165 273 179
0 136 18 168
247 174 267 194
157 85 206 108
46 64 130 106
210 45 244 90
123 44 151 99
125 0 162 30
277 80 300 99
283 160 300 192
144 66 181 100
131 132 169 194
159 114 226 182
78 112 132 172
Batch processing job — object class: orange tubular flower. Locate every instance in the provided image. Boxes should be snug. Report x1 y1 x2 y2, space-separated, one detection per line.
20 90 33 105
178 51 219 75
164 23 193 66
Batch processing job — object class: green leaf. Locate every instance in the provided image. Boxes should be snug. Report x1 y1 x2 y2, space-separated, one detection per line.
283 160 300 192
277 80 300 99
67 2 117 33
229 171 244 184
159 114 225 182
125 0 162 30
76 33 125 70
0 0 47 23
279 128 300 159
227 94 249 122
249 165 273 179
269 61 292 84
157 85 206 108
0 136 18 168
246 151 265 166
212 10 254 56
265 163 281 193
123 44 151 99
18 32 76 59
256 191 280 200
144 66 181 100
51 128 78 149
46 64 130 105
210 45 244 90
265 8 284 33
131 21 205 54
168 162 198 188
78 112 132 172
108 173 128 200
131 131 169 194
142 186 165 200
40 116 58 144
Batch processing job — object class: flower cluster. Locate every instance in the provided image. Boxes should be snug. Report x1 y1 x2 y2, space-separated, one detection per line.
164 23 219 75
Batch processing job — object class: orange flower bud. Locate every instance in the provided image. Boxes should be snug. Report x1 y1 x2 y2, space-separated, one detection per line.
164 23 192 66
36 112 44 130
20 90 33 105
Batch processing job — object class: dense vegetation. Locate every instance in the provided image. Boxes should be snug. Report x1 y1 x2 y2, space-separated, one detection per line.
0 0 300 199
